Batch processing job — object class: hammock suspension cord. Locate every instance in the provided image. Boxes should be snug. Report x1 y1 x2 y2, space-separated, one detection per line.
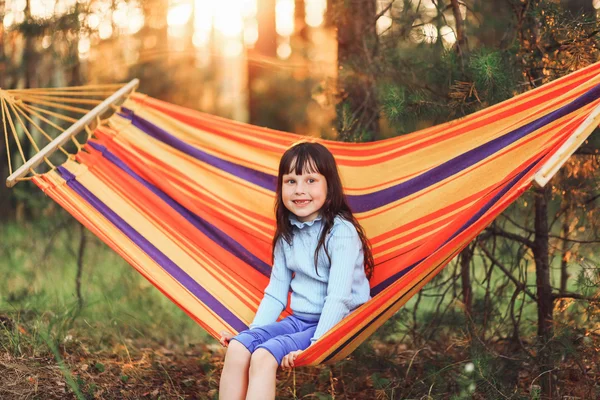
1 80 139 187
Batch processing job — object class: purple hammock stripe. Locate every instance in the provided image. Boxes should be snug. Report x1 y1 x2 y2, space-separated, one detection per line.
57 166 248 332
326 162 536 362
370 158 537 296
346 83 600 212
87 141 272 277
442 157 541 245
119 107 277 190
122 84 600 213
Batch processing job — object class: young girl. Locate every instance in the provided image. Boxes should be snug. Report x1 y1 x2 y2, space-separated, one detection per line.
218 141 374 400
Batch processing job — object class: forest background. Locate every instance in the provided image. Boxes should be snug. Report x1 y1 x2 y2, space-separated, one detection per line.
1 0 600 399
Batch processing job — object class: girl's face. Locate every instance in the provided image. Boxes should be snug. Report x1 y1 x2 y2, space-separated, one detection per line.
281 165 328 222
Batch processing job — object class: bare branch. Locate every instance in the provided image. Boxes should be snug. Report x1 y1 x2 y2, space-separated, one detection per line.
500 214 600 244
549 237 600 244
374 1 395 22
484 226 536 249
478 242 538 302
551 193 600 228
552 292 600 303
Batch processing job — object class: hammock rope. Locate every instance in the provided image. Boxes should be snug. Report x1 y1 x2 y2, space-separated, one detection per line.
0 83 133 183
3 64 600 366
2 96 12 176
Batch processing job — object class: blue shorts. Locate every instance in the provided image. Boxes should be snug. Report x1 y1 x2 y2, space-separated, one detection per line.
231 315 318 365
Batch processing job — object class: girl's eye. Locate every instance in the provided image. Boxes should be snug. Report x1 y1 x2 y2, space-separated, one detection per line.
287 179 295 184
308 179 315 183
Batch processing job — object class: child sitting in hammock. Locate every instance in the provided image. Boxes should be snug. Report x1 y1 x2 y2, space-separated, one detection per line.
218 141 373 400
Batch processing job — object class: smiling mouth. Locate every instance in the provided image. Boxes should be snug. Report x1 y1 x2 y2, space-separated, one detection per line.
293 200 311 205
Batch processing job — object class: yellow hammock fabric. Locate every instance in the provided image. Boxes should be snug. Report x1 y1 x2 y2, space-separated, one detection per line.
27 62 600 366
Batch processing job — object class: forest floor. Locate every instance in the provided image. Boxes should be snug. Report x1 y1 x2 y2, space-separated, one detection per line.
1 320 597 400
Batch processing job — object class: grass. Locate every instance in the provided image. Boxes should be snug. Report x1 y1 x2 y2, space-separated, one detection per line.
0 211 210 357
0 212 218 398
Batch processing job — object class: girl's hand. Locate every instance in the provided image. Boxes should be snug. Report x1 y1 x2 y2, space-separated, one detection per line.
280 350 302 369
219 331 234 347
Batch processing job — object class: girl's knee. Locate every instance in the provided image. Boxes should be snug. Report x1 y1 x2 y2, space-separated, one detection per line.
223 340 251 367
249 348 278 371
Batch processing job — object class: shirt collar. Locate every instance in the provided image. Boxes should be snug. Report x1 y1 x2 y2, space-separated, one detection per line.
288 213 323 229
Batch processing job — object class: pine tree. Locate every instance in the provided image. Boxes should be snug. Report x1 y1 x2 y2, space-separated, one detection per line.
359 1 600 398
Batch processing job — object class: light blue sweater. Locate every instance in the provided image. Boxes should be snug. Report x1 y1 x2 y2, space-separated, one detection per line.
250 214 371 343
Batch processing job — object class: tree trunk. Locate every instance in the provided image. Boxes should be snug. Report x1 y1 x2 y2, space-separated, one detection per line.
559 201 571 295
517 2 559 395
295 0 308 40
0 0 5 81
20 0 35 171
449 0 469 62
248 0 277 125
139 0 169 99
76 223 87 311
534 186 553 338
533 184 557 399
325 0 334 27
23 0 35 91
334 0 379 141
0 0 16 220
295 0 306 23
460 244 474 317
0 146 13 220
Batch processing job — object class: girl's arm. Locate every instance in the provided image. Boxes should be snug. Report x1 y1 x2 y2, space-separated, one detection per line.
310 220 362 343
249 239 292 328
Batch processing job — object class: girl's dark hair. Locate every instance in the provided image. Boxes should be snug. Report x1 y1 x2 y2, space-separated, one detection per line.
272 141 374 280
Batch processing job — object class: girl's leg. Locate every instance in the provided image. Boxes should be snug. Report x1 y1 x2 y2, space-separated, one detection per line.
219 340 252 400
245 322 318 399
245 348 279 400
220 318 298 399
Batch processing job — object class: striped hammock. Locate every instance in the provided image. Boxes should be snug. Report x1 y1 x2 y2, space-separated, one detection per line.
6 62 600 366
